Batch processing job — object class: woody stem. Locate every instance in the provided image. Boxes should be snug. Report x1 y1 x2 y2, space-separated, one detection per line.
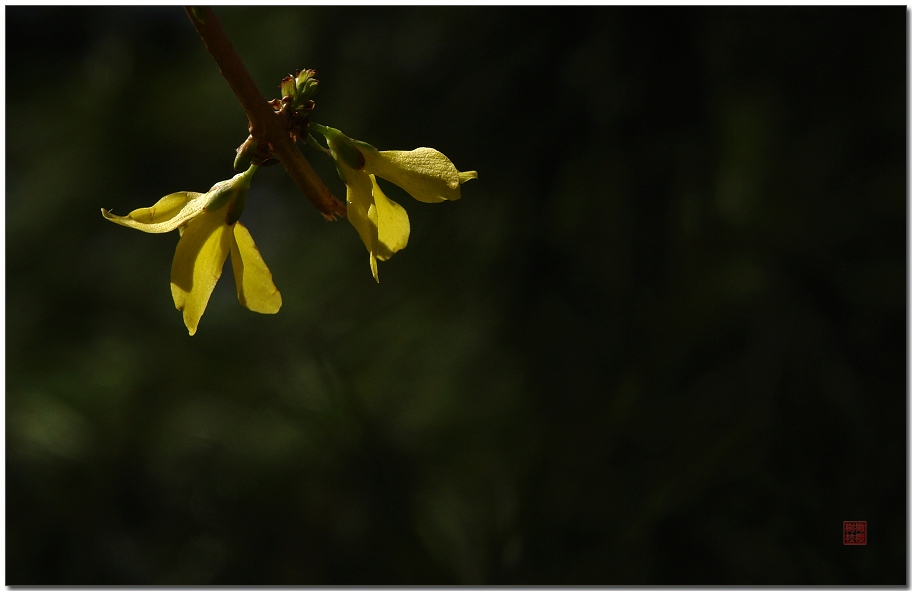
184 6 346 220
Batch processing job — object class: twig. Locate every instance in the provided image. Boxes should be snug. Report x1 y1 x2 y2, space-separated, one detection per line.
184 6 346 220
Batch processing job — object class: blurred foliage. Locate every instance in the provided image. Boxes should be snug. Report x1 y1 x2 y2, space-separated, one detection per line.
6 6 905 584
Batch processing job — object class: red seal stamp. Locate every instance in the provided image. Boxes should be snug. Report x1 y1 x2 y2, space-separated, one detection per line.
844 521 866 545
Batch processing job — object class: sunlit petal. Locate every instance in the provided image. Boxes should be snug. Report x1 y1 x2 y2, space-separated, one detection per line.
364 147 477 203
370 175 409 261
170 210 233 335
126 192 202 223
230 222 282 314
343 163 380 255
102 191 210 234
369 251 378 283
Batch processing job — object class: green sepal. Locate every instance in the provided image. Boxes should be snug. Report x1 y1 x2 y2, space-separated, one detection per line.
205 165 256 213
204 179 238 212
280 76 297 100
352 139 377 153
333 136 365 171
311 124 366 171
225 187 247 226
333 160 348 185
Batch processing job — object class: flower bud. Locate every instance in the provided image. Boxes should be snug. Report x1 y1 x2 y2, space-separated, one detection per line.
234 135 258 171
280 75 297 102
296 70 318 98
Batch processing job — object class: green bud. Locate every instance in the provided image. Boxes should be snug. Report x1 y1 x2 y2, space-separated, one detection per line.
296 70 319 103
280 75 297 101
234 135 258 171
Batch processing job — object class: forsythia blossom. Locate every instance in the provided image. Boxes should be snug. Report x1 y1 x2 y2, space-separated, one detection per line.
311 123 477 282
101 165 281 335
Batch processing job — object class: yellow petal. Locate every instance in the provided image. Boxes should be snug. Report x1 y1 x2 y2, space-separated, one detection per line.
341 166 411 282
101 167 254 234
370 175 409 261
229 222 282 314
349 173 381 283
102 192 207 233
170 210 233 335
363 147 477 203
126 192 201 223
369 252 379 283
343 164 379 256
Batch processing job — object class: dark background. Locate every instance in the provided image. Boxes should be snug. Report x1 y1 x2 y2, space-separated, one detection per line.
6 6 906 584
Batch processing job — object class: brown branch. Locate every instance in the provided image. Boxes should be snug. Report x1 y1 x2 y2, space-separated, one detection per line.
184 6 346 220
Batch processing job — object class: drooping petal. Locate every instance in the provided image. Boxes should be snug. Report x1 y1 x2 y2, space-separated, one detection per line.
170 210 233 335
370 175 409 261
101 192 207 233
343 163 381 278
363 147 477 203
369 252 379 283
339 166 413 282
229 222 282 314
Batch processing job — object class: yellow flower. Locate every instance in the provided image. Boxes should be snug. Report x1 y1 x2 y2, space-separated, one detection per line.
312 124 477 282
101 166 281 335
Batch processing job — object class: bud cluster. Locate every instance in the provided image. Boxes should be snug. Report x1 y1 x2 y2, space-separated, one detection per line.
279 69 319 111
235 68 321 171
